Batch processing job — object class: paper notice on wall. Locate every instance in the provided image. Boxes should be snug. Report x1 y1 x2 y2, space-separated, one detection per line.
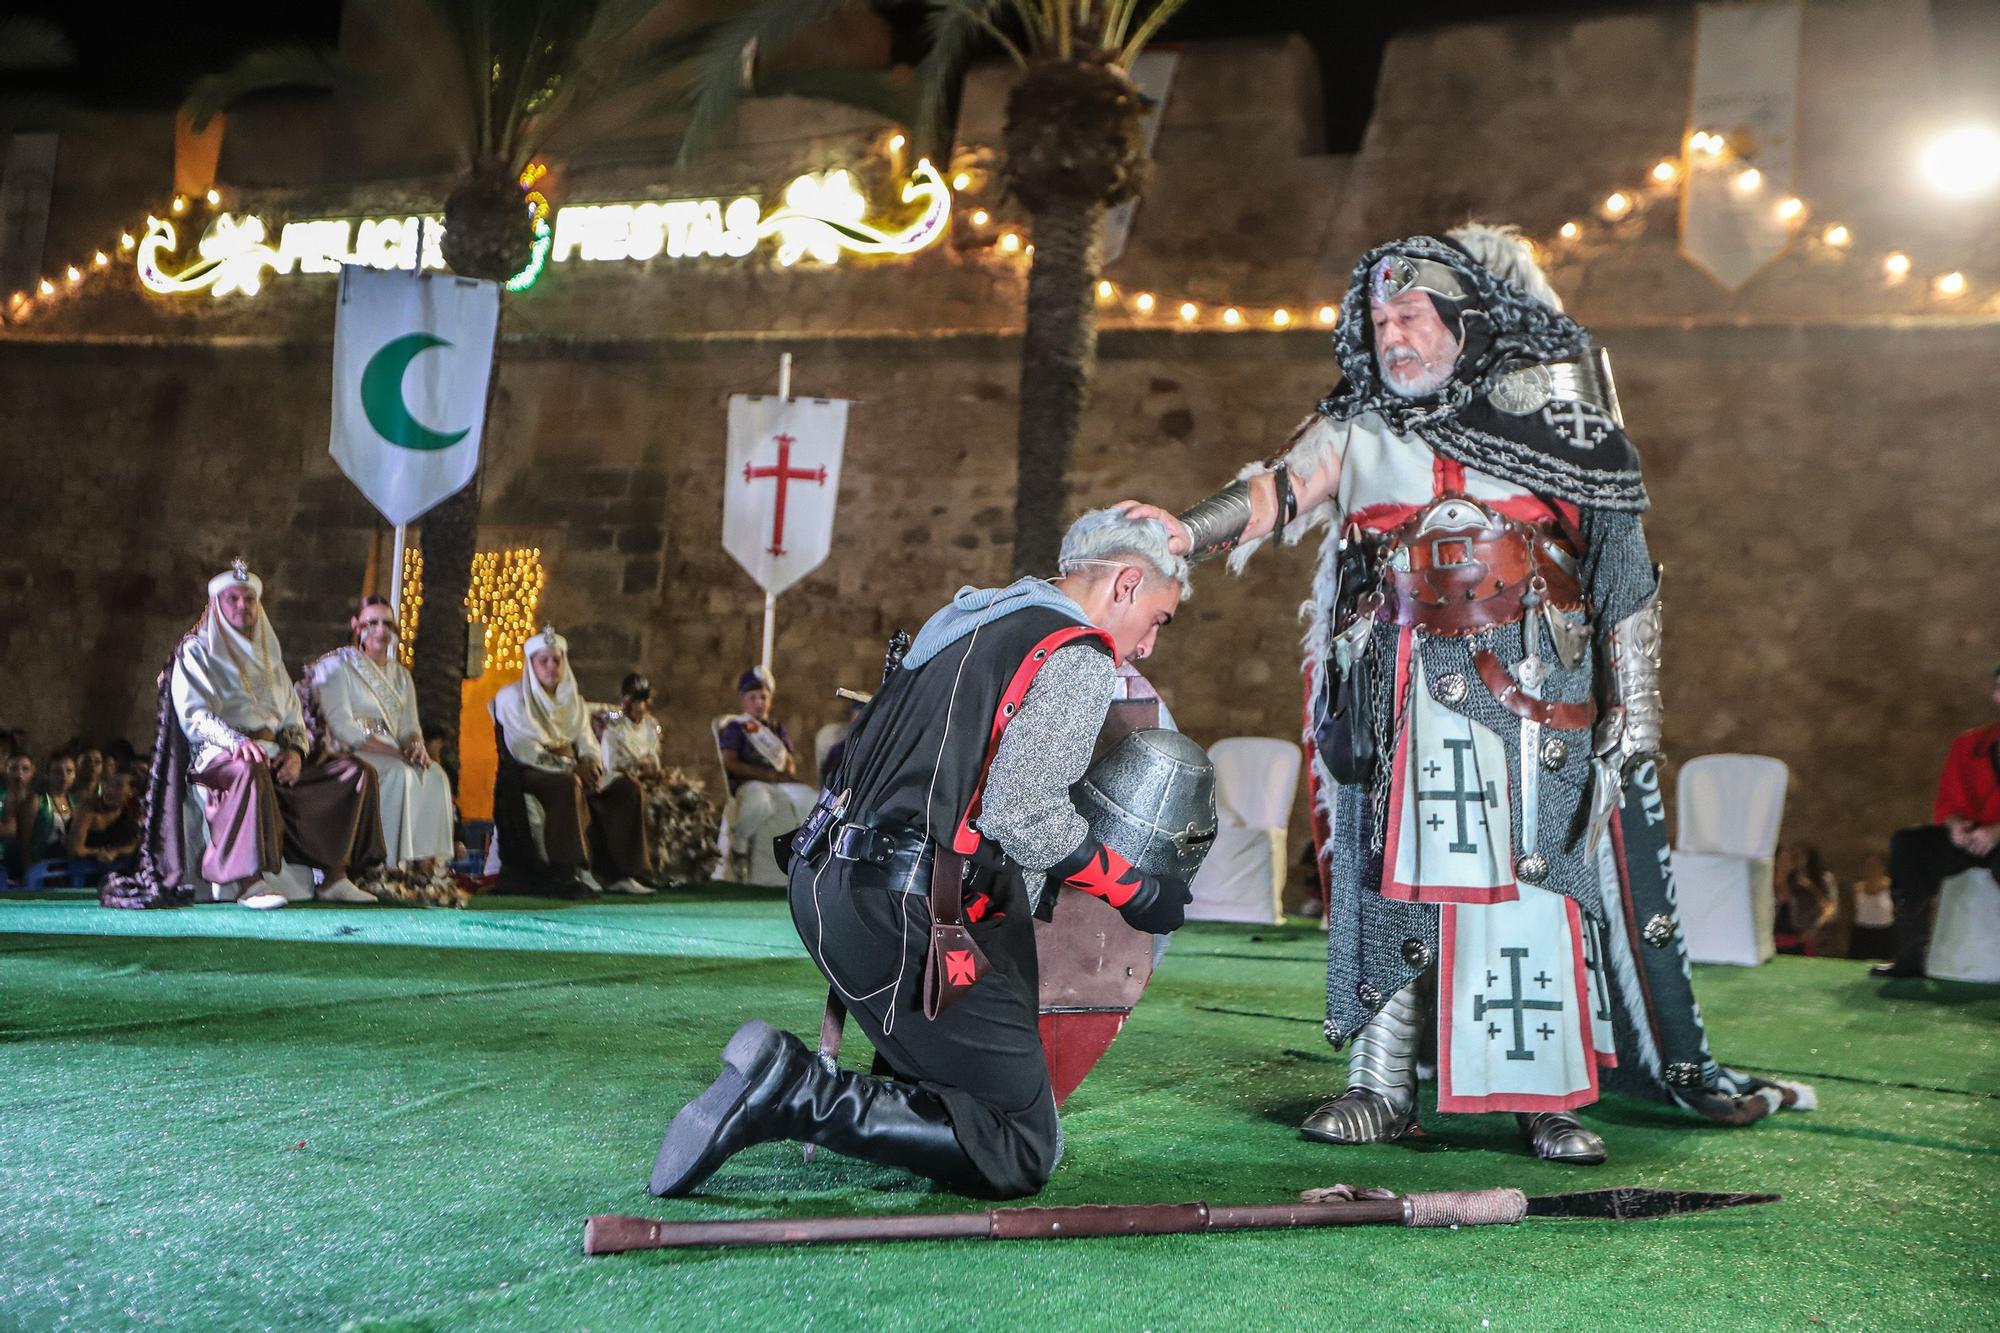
1679 0 1804 290
1100 49 1179 267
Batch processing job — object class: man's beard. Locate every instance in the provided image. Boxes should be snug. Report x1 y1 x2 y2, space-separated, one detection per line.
1378 347 1457 399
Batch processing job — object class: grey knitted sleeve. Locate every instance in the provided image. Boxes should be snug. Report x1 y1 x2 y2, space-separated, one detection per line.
976 643 1117 896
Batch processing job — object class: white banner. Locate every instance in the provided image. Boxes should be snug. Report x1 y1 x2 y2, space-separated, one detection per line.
723 394 848 596
1679 0 1803 290
329 265 500 525
1101 49 1179 267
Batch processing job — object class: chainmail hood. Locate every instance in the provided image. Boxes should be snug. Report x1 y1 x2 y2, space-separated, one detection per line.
1316 232 1648 512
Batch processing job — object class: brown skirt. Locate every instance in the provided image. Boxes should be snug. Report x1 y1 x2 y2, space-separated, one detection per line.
588 774 651 881
192 753 385 885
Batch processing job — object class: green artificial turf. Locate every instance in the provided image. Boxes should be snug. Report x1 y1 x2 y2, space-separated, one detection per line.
1 887 1995 1331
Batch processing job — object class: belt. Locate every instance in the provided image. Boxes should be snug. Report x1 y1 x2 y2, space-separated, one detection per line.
832 821 936 895
1474 651 1597 730
1370 527 1583 637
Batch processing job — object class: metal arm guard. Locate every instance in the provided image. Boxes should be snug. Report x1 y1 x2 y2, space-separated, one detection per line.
1175 479 1254 561
1604 594 1664 770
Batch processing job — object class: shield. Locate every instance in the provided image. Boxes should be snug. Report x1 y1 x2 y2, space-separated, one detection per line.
1036 720 1217 1104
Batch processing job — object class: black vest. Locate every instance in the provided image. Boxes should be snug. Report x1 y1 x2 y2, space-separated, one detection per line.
832 606 1111 863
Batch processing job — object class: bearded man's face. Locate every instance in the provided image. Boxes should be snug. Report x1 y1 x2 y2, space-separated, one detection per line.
1371 290 1462 398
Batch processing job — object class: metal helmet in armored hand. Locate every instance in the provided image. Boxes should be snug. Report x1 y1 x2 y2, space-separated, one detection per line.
1070 729 1217 882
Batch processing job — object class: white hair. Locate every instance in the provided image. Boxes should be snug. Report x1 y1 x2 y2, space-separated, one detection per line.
1058 506 1191 598
1447 221 1565 312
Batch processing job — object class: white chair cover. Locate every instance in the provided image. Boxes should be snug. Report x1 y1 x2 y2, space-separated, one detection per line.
1673 753 1788 966
1928 868 2000 984
1187 738 1300 924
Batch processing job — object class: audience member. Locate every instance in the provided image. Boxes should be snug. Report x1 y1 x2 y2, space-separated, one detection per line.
1849 853 1895 960
1872 665 2000 977
170 559 385 909
2 753 59 878
66 766 142 872
69 745 105 801
307 595 455 884
715 666 816 880
491 626 650 896
1772 844 1837 956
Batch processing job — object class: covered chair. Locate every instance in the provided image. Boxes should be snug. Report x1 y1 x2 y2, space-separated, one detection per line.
1186 737 1300 924
1672 754 1788 966
1928 869 2000 983
488 712 571 896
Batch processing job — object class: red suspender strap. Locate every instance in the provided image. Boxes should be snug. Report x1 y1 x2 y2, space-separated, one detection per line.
950 625 1115 855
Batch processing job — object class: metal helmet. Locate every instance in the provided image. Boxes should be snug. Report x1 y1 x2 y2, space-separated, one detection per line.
1071 728 1217 881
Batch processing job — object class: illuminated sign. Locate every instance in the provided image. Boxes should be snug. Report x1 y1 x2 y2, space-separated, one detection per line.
139 161 951 299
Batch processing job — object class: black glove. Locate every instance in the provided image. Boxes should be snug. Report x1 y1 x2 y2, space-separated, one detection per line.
1050 837 1191 934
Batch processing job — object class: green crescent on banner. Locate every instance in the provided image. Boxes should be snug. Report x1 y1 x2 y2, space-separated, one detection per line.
360 333 470 451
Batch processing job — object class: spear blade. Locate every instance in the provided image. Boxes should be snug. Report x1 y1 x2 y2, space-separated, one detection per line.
1525 1187 1780 1221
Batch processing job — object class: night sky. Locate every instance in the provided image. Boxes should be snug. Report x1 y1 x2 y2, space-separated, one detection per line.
8 1 1619 151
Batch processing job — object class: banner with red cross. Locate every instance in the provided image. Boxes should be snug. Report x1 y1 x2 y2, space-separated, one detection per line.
723 393 849 596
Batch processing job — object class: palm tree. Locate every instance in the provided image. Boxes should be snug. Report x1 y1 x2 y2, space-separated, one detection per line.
915 1 1192 575
185 0 911 744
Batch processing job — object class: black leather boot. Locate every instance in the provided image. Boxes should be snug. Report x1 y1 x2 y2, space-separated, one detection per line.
649 1019 981 1197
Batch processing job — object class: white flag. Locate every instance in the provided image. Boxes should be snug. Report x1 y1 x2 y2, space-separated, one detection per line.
1680 0 1802 290
723 394 848 596
330 265 500 525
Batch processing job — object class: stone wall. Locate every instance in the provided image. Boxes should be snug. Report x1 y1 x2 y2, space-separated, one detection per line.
4 9 1997 877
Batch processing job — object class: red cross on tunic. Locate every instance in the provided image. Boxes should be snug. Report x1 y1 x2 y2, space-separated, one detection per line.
741 432 828 556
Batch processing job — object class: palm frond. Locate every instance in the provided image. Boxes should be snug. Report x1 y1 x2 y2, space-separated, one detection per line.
752 67 920 132
913 0 1022 161
676 0 856 164
181 46 357 132
1117 0 1195 65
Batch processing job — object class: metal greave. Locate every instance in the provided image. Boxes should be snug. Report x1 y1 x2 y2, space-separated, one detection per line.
1345 982 1423 1112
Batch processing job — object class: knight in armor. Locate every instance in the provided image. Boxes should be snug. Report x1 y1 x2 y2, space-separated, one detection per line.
647 508 1192 1200
1123 225 1809 1165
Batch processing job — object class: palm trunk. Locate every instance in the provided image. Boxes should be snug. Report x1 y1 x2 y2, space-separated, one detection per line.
411 481 478 747
1011 195 1107 577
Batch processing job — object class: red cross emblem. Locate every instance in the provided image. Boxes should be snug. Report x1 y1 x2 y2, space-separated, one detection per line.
741 432 828 556
944 949 978 987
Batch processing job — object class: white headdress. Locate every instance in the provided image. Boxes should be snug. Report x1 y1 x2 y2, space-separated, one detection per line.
194 557 292 721
500 623 586 749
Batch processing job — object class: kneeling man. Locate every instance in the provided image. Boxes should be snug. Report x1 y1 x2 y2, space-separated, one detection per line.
650 509 1192 1199
173 560 384 907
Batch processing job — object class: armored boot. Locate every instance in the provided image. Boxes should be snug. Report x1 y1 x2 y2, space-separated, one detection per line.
1516 1111 1607 1165
1300 983 1423 1144
650 1020 979 1198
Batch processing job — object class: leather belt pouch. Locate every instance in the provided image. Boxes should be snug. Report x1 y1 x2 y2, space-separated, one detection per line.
922 844 987 1019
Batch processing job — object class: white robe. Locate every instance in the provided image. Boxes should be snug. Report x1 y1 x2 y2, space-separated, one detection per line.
600 713 661 787
312 648 454 866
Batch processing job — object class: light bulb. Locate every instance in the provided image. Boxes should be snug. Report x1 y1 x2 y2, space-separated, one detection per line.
998 232 1021 253
1133 292 1156 313
952 172 971 191
1178 301 1198 322
65 265 80 282
1316 305 1337 324
92 251 108 266
1559 221 1580 240
170 196 187 214
119 233 135 250
38 279 53 295
1934 271 1967 297
1651 160 1678 183
1222 307 1242 326
1776 196 1804 221
1917 125 2000 198
1602 192 1630 218
888 133 906 151
1732 167 1761 193
1272 308 1291 327
970 209 990 226
1821 223 1850 247
205 189 220 205
1883 252 1912 282
1096 279 1115 299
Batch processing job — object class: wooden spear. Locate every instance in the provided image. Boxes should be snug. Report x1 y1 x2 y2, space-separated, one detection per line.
584 1185 1778 1255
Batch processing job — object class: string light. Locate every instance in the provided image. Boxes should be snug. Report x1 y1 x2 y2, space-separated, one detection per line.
1178 301 1198 323
1602 192 1631 218
970 209 990 226
38 279 53 296
952 172 971 191
465 547 548 673
1559 221 1581 240
998 232 1020 253
1883 251 1912 282
1272 308 1291 327
1776 196 1804 221
1821 223 1851 247
396 544 424 666
1934 271 1967 297
119 232 135 250
205 189 221 206
1651 160 1679 184
170 196 187 214
887 134 906 151
1732 167 1762 193
1133 291 1155 313
1221 306 1242 326
1316 305 1336 324
92 251 108 267
64 265 80 283
1096 279 1115 300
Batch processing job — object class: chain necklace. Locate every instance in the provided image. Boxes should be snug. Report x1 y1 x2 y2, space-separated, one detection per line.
348 646 408 740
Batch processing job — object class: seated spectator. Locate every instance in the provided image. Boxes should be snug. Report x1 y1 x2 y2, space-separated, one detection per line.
1872 665 2000 978
70 745 105 802
1 753 60 879
168 560 385 909
715 666 816 883
602 672 722 888
1772 844 1836 956
1849 853 1895 961
105 736 137 774
491 626 650 896
66 766 142 873
308 597 456 876
41 751 79 861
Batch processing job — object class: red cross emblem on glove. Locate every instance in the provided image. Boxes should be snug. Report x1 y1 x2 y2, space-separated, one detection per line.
944 949 978 987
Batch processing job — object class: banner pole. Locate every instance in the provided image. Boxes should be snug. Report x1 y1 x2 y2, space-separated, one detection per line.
389 522 408 612
762 351 792 676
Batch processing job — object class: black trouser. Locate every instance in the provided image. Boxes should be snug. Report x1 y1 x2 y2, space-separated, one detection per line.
786 854 1059 1198
1886 823 2000 965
